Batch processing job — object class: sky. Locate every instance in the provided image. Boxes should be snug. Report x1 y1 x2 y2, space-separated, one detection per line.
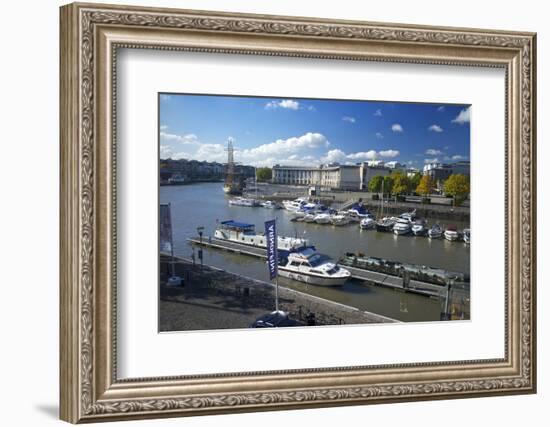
159 93 470 168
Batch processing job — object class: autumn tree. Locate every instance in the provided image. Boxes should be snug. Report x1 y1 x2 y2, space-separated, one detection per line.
368 175 384 193
408 172 422 193
443 174 470 206
416 175 435 197
255 167 272 182
391 172 408 200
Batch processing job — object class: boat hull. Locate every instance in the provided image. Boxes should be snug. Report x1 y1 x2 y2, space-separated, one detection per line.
412 228 426 236
393 228 411 235
278 268 349 286
444 232 460 241
376 223 394 232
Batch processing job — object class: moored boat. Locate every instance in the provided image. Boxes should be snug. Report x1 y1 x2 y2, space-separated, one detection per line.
331 214 351 226
359 217 376 230
260 200 280 209
463 228 471 243
400 209 417 222
214 220 309 250
376 217 397 232
303 213 316 223
282 197 308 212
278 247 351 286
340 252 469 286
345 203 372 222
228 197 258 207
314 213 332 224
428 224 443 239
444 226 460 241
393 218 412 235
411 219 427 236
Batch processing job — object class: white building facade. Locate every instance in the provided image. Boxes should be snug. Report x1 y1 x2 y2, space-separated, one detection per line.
272 161 408 191
272 165 362 190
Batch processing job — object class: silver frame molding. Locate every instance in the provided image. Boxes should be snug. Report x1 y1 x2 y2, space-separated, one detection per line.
60 2 537 423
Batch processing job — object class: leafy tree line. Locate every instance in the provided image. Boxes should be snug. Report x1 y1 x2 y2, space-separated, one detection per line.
255 167 272 182
368 172 469 205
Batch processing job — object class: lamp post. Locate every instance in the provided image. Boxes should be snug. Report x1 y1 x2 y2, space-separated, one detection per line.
196 226 204 269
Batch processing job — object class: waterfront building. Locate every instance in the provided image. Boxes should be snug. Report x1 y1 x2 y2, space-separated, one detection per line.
272 164 362 190
159 158 255 183
422 161 470 189
358 162 392 190
271 162 408 191
406 167 420 178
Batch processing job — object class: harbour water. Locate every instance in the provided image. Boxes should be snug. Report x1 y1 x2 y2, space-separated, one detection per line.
160 182 470 322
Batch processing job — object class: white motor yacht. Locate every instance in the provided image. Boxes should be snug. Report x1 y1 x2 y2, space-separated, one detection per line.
278 247 351 286
282 198 308 212
331 214 350 226
260 200 280 209
444 226 460 241
303 213 316 223
228 197 257 207
214 220 309 250
400 209 417 222
428 224 443 239
314 213 332 224
411 220 427 236
359 217 376 229
393 218 412 235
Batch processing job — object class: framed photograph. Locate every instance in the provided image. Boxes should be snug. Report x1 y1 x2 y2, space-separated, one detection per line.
60 2 536 423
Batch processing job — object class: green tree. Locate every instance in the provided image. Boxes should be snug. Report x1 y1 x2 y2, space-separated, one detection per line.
382 175 394 195
368 175 384 193
416 175 435 197
443 174 470 206
256 167 272 182
408 172 422 193
391 172 408 200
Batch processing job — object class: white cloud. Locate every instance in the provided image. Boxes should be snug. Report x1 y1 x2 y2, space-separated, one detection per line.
391 123 404 132
322 148 399 163
452 155 467 160
160 145 172 157
265 99 300 110
160 132 199 144
428 124 443 132
379 150 400 158
346 150 378 160
160 94 171 101
237 132 330 166
426 148 443 156
424 158 440 164
307 105 316 111
437 106 445 112
452 107 471 124
375 132 384 139
374 109 382 117
160 124 168 130
342 116 356 123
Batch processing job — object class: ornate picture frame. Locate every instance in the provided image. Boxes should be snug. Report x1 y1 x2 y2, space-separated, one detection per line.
60 2 536 423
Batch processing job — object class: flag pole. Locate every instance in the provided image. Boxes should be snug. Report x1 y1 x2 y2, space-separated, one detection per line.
275 276 279 312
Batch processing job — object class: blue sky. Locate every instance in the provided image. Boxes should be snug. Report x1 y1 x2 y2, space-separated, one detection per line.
159 93 470 168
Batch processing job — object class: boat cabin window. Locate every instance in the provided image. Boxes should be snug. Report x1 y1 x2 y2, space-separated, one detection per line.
327 266 340 275
290 261 302 267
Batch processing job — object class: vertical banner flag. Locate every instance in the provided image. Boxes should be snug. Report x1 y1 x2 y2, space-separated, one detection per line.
159 204 172 254
265 219 278 280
